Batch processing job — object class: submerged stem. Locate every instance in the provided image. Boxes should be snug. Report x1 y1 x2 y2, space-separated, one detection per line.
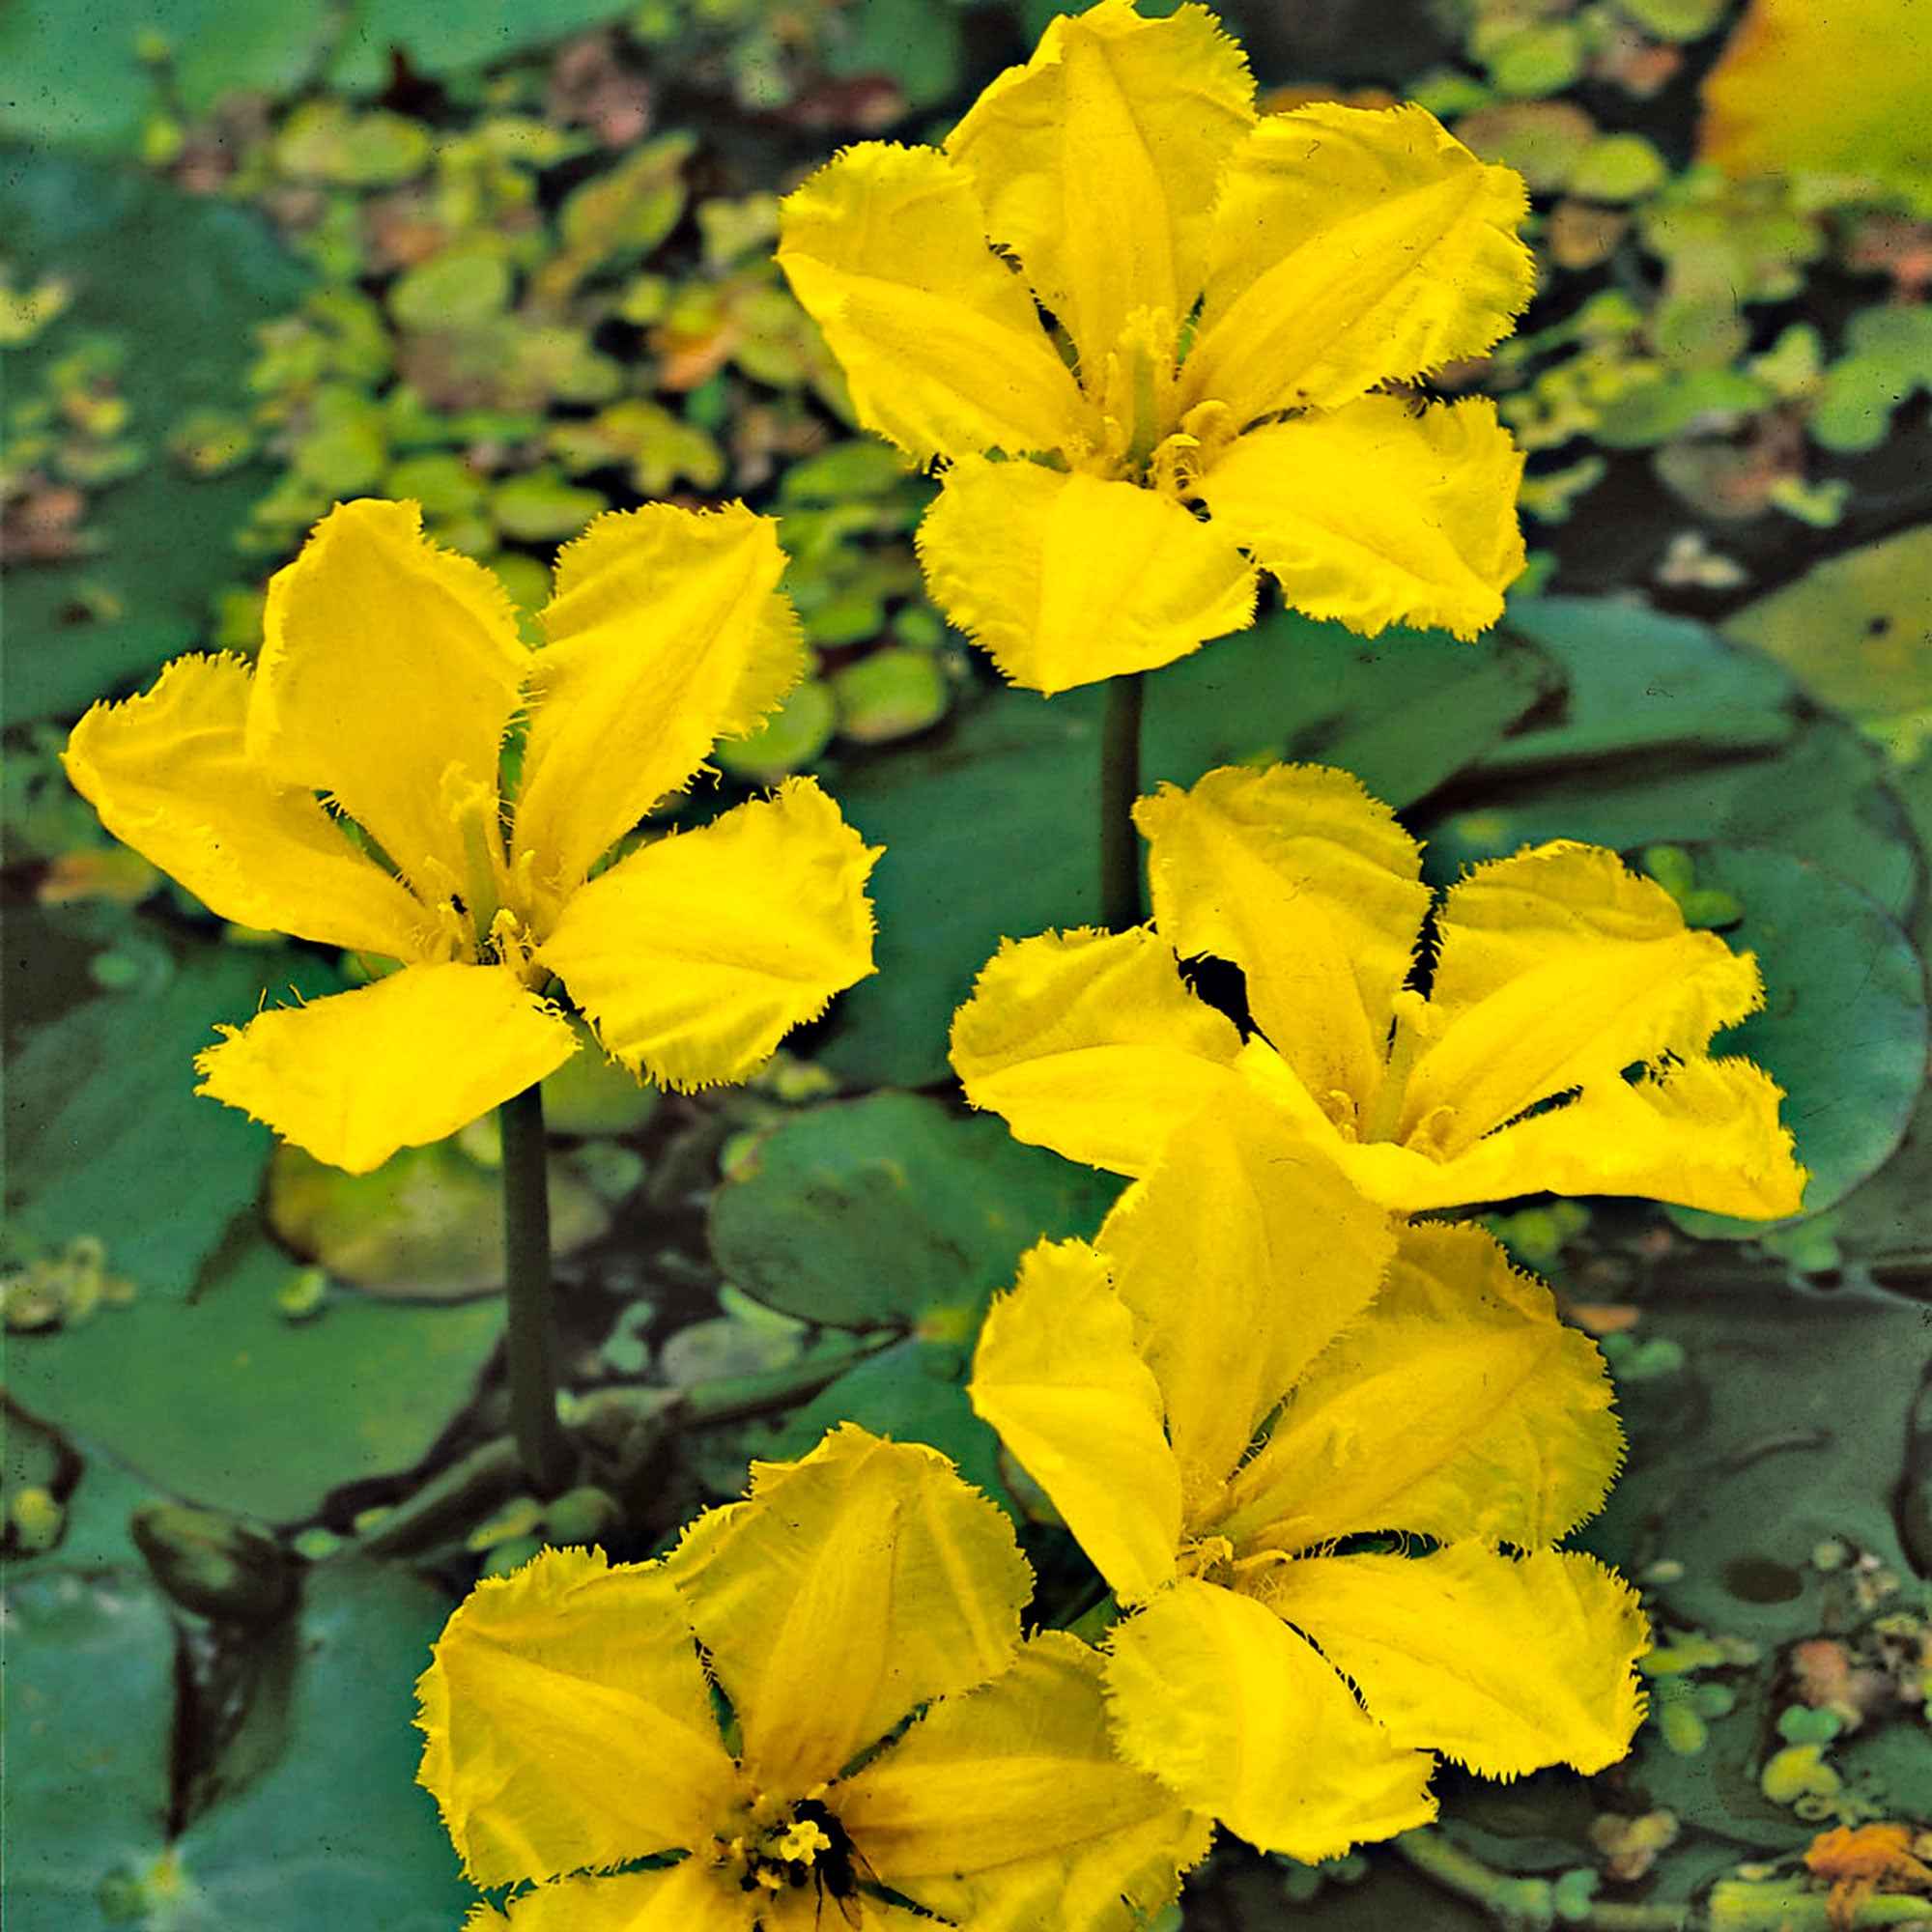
1100 670 1147 932
499 1082 575 1497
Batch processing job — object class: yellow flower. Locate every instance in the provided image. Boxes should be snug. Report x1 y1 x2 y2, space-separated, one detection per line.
969 1097 1650 1859
415 1425 1208 1930
952 761 1806 1218
776 0 1533 694
63 499 880 1174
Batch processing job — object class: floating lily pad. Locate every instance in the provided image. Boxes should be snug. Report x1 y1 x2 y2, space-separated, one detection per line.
1722 526 1932 763
327 0 637 90
1574 1274 1932 1868
165 1559 473 1930
823 611 1556 1085
0 154 309 724
266 1136 611 1301
0 0 331 152
1667 846 1926 1237
6 938 341 1300
1581 1280 1924 1645
5 1242 503 1522
762 1337 1014 1517
1434 602 1919 919
2 1569 179 1932
709 1092 1121 1331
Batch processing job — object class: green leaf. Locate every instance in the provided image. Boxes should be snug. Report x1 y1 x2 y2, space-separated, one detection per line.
1577 1278 1930 1853
2 1570 179 1932
762 1337 1015 1516
823 0 966 109
1666 847 1927 1236
4 1241 504 1521
1434 599 1919 919
1721 526 1932 763
5 938 340 1300
1582 1280 1923 1643
831 646 951 744
0 0 331 151
0 154 309 725
821 611 1555 1085
265 1136 612 1300
1669 850 1924 1236
708 1093 1121 1329
327 0 635 91
1492 597 1797 766
165 1559 473 1929
388 242 513 332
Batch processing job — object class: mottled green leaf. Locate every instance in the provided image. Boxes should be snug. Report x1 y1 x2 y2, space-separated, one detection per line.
0 154 309 724
709 1093 1120 1329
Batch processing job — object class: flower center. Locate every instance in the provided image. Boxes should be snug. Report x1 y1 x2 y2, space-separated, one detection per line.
728 1796 864 1907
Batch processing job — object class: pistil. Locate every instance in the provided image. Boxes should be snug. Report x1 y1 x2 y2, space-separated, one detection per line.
1360 988 1437 1145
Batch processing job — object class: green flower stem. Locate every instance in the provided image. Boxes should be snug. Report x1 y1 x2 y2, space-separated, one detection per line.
678 1333 897 1427
499 1081 576 1498
1397 1829 1687 1930
1397 1830 1931 1931
1100 669 1147 932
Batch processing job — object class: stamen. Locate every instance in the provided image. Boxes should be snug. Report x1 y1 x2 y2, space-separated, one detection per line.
440 763 505 941
776 1819 833 1865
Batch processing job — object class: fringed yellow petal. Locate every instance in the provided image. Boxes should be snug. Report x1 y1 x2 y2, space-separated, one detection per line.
950 926 1246 1179
496 1862 753 1931
1097 1092 1395 1510
63 653 426 959
1262 1545 1650 1779
1183 104 1533 426
515 504 803 909
415 1547 739 1889
1196 397 1526 642
917 456 1256 694
838 1632 1210 1932
1418 1054 1806 1218
1218 1222 1622 1555
777 142 1086 464
1411 842 1771 1153
969 1239 1181 1605
668 1424 1031 1795
944 0 1253 379
1104 1579 1436 1860
249 499 527 901
195 963 578 1175
1134 762 1429 1120
538 778 878 1094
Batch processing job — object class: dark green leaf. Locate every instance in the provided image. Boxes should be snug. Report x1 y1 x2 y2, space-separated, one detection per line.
0 0 330 151
2 1570 178 1932
327 0 634 91
167 1559 472 1929
1667 846 1926 1236
1490 595 1796 767
1434 598 1922 918
4 1242 504 1521
762 1337 1015 1516
1580 1281 1923 1644
709 1092 1120 1328
5 939 340 1300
